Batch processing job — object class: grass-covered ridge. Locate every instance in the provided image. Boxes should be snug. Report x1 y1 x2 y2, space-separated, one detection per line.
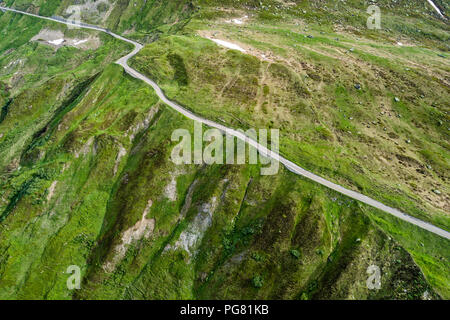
130 31 449 229
1 64 445 299
0 0 448 299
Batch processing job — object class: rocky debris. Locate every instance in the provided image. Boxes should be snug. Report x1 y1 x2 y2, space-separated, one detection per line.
113 144 127 176
164 176 178 202
47 181 58 202
104 199 155 272
127 106 159 141
74 137 94 158
167 197 218 257
422 290 431 300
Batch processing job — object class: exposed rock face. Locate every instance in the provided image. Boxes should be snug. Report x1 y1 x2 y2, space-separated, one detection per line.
104 200 155 273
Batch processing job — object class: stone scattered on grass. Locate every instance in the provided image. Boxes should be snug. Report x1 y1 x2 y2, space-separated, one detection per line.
290 249 301 259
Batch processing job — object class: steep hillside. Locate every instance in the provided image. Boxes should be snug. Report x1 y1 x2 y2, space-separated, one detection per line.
0 0 448 299
1 0 196 40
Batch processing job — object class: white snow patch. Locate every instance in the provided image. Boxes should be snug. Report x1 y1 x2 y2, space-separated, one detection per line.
73 39 88 45
211 39 246 53
48 39 64 45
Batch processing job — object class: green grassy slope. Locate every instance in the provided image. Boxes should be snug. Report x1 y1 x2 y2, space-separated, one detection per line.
0 0 448 299
2 0 196 41
130 2 449 230
0 64 444 299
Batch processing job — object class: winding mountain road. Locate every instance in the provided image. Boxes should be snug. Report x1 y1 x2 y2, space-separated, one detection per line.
1 6 449 240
